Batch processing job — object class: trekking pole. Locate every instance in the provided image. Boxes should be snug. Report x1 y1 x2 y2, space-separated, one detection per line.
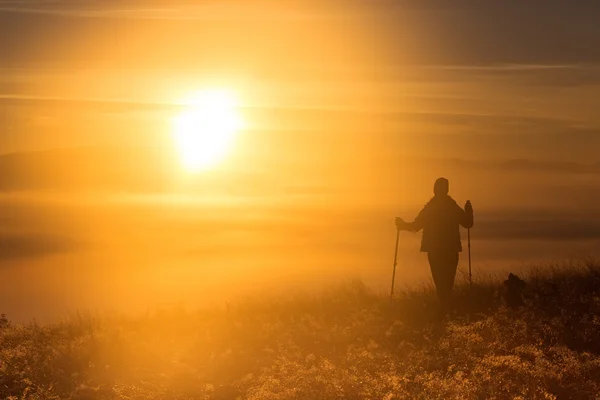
390 227 400 298
468 228 472 290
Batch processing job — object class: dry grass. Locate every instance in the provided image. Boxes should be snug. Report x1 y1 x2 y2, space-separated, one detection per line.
2 261 600 399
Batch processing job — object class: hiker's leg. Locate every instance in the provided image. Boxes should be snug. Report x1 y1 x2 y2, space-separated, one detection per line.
443 253 459 298
427 253 445 302
440 253 459 306
429 252 459 315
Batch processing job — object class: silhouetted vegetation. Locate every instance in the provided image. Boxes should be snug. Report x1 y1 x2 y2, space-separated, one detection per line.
2 261 600 399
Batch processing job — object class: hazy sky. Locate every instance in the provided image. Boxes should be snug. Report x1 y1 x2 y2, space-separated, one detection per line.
2 1 600 206
3 1 600 320
2 1 600 150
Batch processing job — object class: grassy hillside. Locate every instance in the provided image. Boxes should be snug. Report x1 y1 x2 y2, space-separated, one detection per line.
1 262 600 399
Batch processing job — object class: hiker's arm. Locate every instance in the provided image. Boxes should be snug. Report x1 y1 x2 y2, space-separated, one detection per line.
405 220 423 232
459 200 474 229
396 207 426 232
409 208 426 231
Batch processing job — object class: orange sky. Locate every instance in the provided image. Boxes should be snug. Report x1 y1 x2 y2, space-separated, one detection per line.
2 1 600 157
1 1 600 208
3 1 600 320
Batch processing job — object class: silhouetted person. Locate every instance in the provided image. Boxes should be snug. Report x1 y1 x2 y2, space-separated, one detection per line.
396 178 473 315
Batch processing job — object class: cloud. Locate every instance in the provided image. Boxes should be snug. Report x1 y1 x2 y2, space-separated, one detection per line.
403 64 600 88
0 0 329 20
0 233 79 260
2 94 600 160
3 2 600 70
473 218 600 241
447 158 600 175
0 95 180 114
1 146 600 195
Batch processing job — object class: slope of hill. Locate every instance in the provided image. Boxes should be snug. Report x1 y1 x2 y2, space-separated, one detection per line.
1 261 599 399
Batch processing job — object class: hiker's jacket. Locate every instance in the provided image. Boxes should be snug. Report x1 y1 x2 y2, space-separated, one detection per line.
408 195 473 253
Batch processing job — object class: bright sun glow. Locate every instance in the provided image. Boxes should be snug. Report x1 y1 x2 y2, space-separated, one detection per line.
172 89 243 172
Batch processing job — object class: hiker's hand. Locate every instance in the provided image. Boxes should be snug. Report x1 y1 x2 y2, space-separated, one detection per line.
465 200 473 213
395 217 406 230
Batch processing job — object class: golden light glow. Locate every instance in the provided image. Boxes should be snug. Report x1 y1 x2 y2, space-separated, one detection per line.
172 89 243 172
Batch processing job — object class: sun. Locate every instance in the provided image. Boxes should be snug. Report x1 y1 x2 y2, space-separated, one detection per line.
172 89 243 172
